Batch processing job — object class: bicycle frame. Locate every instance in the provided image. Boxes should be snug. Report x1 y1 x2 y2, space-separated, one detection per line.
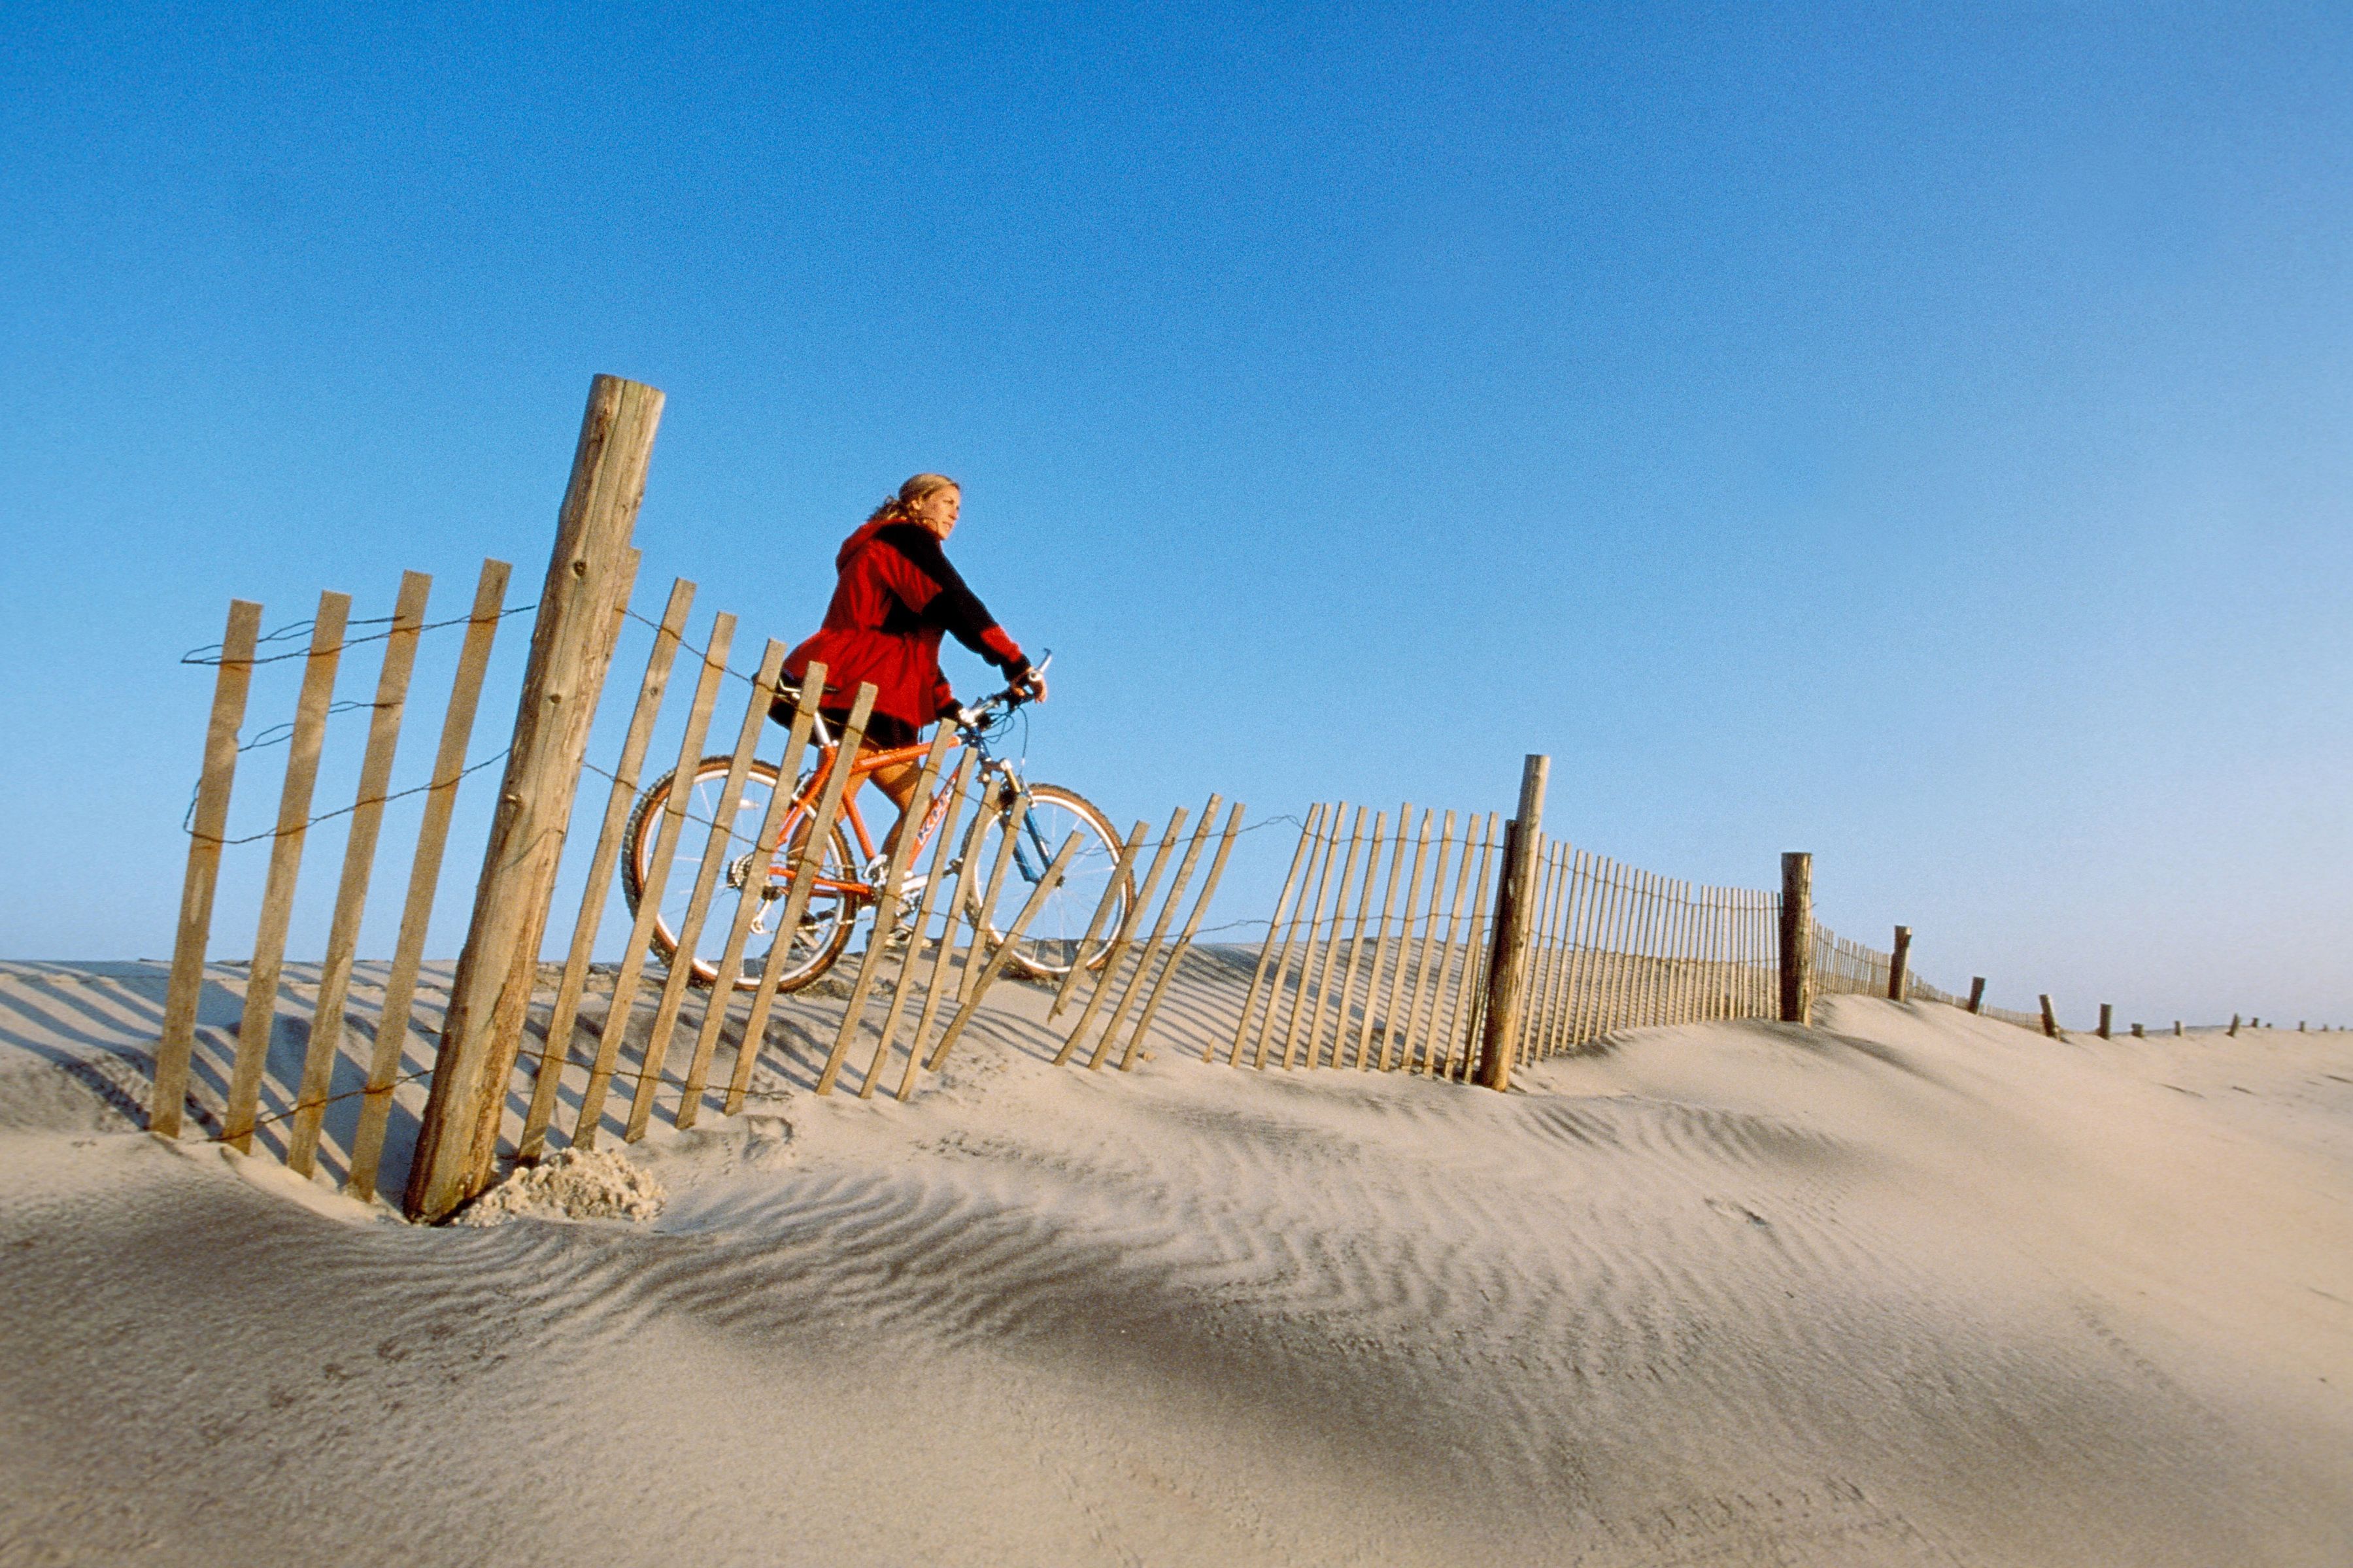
785 710 1048 900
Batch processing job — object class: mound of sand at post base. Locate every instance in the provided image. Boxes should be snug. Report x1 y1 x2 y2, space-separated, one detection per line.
2 969 2351 1565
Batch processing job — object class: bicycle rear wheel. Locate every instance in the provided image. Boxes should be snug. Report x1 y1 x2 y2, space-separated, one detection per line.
964 782 1130 980
621 756 862 993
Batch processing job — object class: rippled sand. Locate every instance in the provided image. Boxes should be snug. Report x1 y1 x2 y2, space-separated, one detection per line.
3 965 2349 1565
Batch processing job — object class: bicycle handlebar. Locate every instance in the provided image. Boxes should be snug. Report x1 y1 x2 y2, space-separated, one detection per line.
955 650 1052 730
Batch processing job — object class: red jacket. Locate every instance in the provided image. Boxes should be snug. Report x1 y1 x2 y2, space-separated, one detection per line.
783 518 1030 730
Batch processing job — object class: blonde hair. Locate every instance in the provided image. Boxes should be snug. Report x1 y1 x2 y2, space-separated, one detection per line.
866 473 959 525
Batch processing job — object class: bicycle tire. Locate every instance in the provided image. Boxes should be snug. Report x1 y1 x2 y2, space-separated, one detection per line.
964 782 1133 981
621 755 861 993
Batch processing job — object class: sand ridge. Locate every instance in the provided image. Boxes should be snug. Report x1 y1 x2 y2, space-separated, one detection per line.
1 966 2349 1565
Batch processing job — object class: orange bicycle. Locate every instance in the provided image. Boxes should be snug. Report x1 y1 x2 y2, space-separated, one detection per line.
620 672 1128 993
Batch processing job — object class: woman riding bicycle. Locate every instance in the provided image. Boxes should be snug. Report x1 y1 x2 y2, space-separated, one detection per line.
781 474 1047 858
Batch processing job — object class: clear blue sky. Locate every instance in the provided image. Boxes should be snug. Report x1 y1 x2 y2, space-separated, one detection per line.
5 2 2348 1024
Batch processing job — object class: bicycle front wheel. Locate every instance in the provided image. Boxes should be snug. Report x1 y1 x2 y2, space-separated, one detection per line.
621 755 862 993
965 783 1132 980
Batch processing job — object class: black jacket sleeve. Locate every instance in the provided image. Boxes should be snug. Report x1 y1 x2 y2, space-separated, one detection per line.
875 524 1031 678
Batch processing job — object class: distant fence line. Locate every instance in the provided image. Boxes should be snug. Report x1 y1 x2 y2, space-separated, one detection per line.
148 375 2184 1226
1215 805 1978 1083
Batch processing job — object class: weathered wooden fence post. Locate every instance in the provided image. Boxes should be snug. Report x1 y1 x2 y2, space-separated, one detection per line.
2039 994 2059 1038
405 375 664 1221
1474 755 1549 1092
1887 925 1911 1003
1967 976 1986 1014
1778 852 1812 1025
2097 1003 2112 1039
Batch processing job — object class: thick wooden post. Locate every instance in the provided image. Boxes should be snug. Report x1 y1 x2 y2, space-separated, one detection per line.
2227 1012 2240 1037
406 375 662 1222
2040 995 2059 1038
1887 926 1910 1003
1967 976 1986 1014
1474 755 1548 1091
2097 1003 2112 1039
1778 852 1812 1025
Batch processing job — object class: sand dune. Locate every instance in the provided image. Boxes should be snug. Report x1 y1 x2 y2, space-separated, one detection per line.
2 961 2348 1566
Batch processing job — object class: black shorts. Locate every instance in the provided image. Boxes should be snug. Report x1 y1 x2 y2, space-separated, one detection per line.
770 692 921 752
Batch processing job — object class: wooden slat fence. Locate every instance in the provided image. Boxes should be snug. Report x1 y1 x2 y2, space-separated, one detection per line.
148 550 1238 1211
1219 808 1986 1076
140 379 2061 1220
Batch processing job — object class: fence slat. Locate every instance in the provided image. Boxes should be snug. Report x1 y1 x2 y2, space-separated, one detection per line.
1223 805 1323 1065
1550 849 1592 1052
1641 873 1670 1028
1666 879 1693 1026
156 600 265 1139
955 788 1036 1012
1701 886 1721 1020
628 637 786 1132
1636 870 1668 1029
568 612 737 1150
1438 818 1498 1080
347 561 510 1201
1051 820 1153 1064
894 775 1007 1095
1529 845 1565 1057
518 578 698 1156
1718 887 1738 1020
1110 802 1245 1071
1375 810 1433 1071
862 753 979 1100
1556 846 1593 1049
1277 803 1351 1070
224 591 351 1154
1633 868 1661 1028
1659 879 1684 1026
289 571 432 1175
1593 858 1634 1041
1511 841 1553 1065
1538 842 1577 1056
1253 807 1337 1069
816 726 954 1095
710 681 876 1109
1323 810 1386 1071
1052 817 1149 1022
1349 803 1413 1070
1419 819 1470 1079
675 665 829 1125
1395 811 1457 1075
1403 813 1461 1076
1293 805 1366 1069
925 831 1084 1073
1732 888 1749 1019
1062 804 1190 1067
1094 795 1223 1071
1418 814 1482 1076
1517 842 1565 1065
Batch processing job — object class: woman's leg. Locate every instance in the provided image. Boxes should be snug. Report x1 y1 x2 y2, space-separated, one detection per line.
865 757 924 861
